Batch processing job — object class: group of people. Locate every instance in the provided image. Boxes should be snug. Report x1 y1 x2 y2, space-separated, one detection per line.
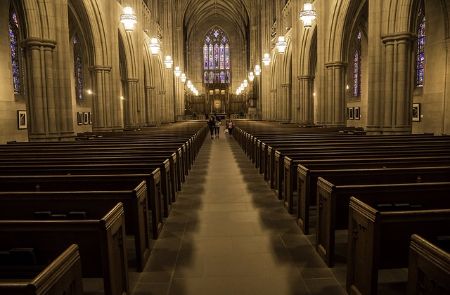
207 115 234 139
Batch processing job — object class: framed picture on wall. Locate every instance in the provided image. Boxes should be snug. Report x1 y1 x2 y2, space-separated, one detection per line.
349 107 355 120
83 112 89 125
88 112 92 125
17 110 27 129
354 107 360 120
412 103 421 122
77 112 83 125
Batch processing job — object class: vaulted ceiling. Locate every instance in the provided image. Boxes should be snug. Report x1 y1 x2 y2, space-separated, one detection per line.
182 0 249 41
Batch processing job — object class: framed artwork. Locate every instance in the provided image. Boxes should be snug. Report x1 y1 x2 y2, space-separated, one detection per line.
17 110 27 129
83 112 89 125
349 107 354 120
412 103 421 122
88 112 92 125
77 112 83 125
354 107 360 120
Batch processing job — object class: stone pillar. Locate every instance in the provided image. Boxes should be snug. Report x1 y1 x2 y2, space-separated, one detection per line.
280 83 290 122
298 75 314 125
144 85 155 126
323 62 346 127
90 65 121 131
372 32 414 134
157 90 166 124
270 88 277 120
124 78 139 128
444 38 450 134
23 38 59 141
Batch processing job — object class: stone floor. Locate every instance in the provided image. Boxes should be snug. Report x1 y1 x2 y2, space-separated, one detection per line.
129 129 348 295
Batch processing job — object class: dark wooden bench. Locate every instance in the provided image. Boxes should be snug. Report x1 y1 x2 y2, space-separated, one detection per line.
0 175 151 271
0 203 128 295
407 234 450 295
347 196 450 295
0 244 83 295
317 180 450 267
296 164 450 234
0 164 164 239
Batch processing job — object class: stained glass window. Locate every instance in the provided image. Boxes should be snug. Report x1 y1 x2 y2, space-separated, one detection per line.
9 6 21 94
72 34 84 100
352 31 362 97
416 3 425 87
203 27 230 84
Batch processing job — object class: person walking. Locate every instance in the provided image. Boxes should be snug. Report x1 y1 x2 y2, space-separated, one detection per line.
207 116 215 139
214 116 221 138
227 119 234 136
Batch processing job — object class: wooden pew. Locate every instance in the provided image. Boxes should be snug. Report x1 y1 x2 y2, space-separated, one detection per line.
0 244 83 295
0 165 164 239
296 164 450 234
0 203 128 295
407 234 450 295
317 180 450 267
0 175 151 271
347 196 450 295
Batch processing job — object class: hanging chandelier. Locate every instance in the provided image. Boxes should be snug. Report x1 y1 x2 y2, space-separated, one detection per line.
254 65 261 76
120 6 137 32
180 73 187 83
299 1 317 28
164 56 173 69
262 53 271 66
149 38 160 55
174 66 181 77
248 72 255 82
276 36 287 53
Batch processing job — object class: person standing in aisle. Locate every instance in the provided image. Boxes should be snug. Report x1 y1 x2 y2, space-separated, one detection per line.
214 116 221 138
207 116 215 139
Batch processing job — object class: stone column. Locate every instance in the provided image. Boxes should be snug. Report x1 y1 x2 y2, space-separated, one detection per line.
270 88 277 120
23 38 58 141
444 38 450 134
124 78 139 128
90 65 121 131
376 32 414 134
157 90 166 124
280 83 290 122
323 62 346 126
145 85 155 125
298 75 314 125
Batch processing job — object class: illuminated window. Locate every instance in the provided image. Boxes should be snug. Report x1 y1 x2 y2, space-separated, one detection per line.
352 31 362 97
9 5 21 94
72 34 84 100
203 27 230 84
416 2 425 87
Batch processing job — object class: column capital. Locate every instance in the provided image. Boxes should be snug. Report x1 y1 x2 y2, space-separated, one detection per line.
127 78 139 83
325 61 346 68
381 32 415 44
281 83 290 88
297 75 314 80
89 65 112 72
22 38 56 49
145 86 155 90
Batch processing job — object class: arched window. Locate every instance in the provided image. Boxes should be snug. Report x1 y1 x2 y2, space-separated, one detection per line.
352 31 362 97
416 3 425 87
203 27 230 84
9 5 22 94
72 34 84 100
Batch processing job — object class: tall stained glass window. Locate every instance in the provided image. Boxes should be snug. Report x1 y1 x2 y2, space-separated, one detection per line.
72 34 84 100
352 31 362 97
203 27 230 84
416 2 425 87
9 6 21 94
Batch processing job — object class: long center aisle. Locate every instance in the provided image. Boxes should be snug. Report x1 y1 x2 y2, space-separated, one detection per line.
133 130 346 295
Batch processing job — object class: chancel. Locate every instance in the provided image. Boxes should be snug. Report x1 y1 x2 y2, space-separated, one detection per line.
0 0 449 294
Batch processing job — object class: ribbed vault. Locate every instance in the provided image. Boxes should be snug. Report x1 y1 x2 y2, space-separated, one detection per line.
183 0 249 41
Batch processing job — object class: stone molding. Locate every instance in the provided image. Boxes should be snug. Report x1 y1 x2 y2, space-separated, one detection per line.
22 38 56 49
381 32 415 44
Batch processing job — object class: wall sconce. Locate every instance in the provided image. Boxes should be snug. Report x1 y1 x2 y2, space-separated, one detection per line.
174 66 181 77
254 65 261 76
120 6 137 32
164 56 173 69
243 80 248 87
262 53 271 66
149 38 160 55
180 73 187 83
299 1 317 28
276 36 287 53
86 89 93 95
248 72 255 82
